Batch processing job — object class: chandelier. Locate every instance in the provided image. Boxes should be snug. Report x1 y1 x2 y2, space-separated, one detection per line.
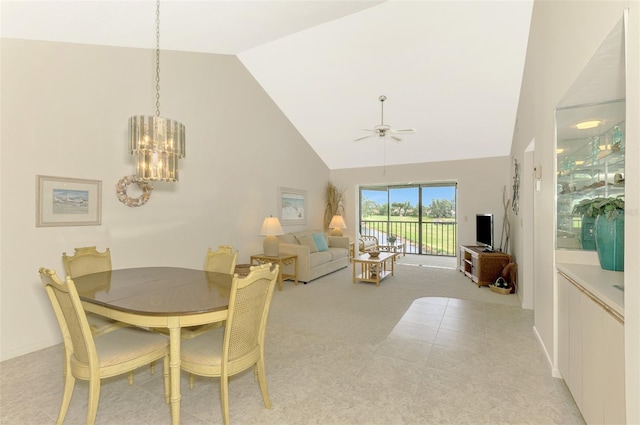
129 0 185 182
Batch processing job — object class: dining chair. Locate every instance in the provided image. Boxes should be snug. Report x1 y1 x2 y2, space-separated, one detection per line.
180 263 279 425
62 247 127 337
39 268 170 425
62 246 154 379
204 245 238 274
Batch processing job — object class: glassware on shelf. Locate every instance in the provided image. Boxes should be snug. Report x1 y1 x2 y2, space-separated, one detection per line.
612 125 624 150
590 137 600 163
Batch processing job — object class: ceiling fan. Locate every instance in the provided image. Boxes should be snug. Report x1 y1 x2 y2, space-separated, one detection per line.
355 95 415 142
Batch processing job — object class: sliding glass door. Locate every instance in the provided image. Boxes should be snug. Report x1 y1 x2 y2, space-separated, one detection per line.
359 183 457 256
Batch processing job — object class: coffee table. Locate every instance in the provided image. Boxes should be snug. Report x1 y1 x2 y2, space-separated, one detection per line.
352 252 396 286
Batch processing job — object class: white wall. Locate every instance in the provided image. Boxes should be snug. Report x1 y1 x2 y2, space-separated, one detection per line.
510 1 640 422
0 39 330 360
330 155 510 256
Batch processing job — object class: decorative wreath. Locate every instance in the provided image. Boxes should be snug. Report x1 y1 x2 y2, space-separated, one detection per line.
116 175 153 207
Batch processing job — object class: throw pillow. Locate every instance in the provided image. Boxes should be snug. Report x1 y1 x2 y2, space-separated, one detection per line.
312 233 329 252
297 235 318 253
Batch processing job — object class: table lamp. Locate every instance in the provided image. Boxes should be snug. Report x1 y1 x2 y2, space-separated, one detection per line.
329 215 347 236
260 216 285 257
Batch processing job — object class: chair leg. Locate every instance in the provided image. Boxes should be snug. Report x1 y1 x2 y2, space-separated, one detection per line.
256 357 271 409
86 377 101 425
220 374 230 425
56 367 75 425
163 355 170 404
150 360 156 375
128 370 134 386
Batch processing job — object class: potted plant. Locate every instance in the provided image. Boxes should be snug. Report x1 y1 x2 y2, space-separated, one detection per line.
572 196 624 270
387 235 397 244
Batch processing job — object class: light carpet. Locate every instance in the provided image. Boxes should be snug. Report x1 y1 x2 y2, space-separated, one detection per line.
0 260 583 424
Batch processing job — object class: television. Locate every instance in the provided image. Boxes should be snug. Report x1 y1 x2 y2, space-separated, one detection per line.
476 214 494 251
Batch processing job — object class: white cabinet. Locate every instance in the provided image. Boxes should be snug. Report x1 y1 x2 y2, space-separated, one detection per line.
557 272 625 424
558 273 583 406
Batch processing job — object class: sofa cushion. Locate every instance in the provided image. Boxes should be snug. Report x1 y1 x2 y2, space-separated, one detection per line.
309 251 332 268
312 233 329 252
279 233 298 245
297 235 318 253
327 247 349 261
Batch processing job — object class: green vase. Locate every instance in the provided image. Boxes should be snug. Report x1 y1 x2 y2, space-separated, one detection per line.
580 216 596 250
594 213 624 271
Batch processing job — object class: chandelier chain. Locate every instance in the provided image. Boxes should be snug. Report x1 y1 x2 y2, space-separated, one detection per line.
155 0 161 117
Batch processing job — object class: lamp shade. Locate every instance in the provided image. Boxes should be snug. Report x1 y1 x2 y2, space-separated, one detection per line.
260 216 284 257
260 216 285 236
329 215 347 236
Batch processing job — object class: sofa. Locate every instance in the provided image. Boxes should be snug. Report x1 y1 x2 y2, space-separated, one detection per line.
277 230 350 283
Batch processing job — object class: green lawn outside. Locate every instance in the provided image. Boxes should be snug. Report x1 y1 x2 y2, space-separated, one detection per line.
362 216 457 256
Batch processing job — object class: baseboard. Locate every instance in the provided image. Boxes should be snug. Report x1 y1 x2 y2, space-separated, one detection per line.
532 325 562 378
1 336 60 362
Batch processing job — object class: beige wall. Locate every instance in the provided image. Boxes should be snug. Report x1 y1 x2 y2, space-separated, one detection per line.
330 155 510 253
0 39 330 360
510 1 639 422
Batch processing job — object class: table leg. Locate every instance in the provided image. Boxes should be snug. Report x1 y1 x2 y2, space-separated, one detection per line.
168 319 181 425
277 265 283 291
294 257 298 286
352 261 356 283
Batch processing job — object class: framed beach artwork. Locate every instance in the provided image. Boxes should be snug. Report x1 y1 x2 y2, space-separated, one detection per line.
279 187 307 225
36 175 102 227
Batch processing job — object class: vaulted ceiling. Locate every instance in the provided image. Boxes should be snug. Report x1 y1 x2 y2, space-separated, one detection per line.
1 0 534 169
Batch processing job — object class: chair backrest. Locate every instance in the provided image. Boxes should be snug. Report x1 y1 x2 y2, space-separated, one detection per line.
62 246 112 278
204 245 238 274
224 263 278 364
39 268 98 370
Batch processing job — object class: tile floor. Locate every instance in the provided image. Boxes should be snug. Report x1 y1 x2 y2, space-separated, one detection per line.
0 258 585 424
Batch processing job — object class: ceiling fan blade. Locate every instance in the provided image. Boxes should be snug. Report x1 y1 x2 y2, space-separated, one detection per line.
390 135 403 142
390 128 415 134
354 135 373 142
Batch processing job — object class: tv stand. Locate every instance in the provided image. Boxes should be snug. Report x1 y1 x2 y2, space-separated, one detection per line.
459 245 511 287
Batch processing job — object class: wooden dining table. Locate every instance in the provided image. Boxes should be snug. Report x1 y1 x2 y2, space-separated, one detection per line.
73 267 232 425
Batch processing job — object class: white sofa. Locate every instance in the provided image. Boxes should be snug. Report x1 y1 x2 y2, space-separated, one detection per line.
277 230 350 283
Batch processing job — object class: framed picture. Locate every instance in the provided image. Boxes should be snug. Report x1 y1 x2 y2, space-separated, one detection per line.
279 187 307 225
36 175 102 227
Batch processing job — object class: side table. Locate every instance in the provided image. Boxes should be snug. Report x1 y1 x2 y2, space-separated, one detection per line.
250 253 298 291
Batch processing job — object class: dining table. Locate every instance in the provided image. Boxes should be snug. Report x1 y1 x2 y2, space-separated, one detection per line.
73 266 233 425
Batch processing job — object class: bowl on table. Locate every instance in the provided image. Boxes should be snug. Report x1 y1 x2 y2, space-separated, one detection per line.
368 251 380 258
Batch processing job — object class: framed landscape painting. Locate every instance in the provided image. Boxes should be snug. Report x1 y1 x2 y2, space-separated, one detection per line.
36 175 102 227
279 187 307 225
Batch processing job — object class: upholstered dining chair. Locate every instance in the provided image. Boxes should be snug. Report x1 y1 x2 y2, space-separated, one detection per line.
39 268 170 425
180 263 279 425
62 247 127 337
62 247 153 379
204 245 238 274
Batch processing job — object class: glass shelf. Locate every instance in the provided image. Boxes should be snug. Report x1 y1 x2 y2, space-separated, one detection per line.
555 99 625 250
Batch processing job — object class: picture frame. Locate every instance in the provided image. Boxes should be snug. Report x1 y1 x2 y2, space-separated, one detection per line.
36 175 102 227
279 187 307 225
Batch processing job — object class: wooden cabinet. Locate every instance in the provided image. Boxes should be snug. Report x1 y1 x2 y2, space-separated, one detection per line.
557 271 625 424
459 245 511 287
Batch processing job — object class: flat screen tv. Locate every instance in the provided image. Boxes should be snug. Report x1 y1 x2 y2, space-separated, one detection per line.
476 214 494 251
